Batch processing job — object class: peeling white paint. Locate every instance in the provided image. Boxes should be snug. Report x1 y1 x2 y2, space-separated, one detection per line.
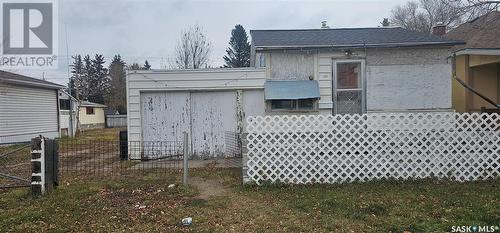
141 91 243 158
141 92 191 143
190 91 237 157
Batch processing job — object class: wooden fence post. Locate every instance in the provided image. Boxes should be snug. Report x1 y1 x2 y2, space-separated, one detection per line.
31 137 45 196
31 137 58 196
241 132 250 184
183 132 189 186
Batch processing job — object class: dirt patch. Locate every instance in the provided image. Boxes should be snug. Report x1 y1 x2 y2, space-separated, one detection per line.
189 176 229 200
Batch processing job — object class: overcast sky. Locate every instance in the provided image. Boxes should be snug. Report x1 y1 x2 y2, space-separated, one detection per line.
13 0 404 85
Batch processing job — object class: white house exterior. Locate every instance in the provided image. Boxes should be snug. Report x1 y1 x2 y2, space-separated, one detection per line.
127 27 464 158
58 91 78 137
0 71 62 144
250 27 463 114
79 101 107 130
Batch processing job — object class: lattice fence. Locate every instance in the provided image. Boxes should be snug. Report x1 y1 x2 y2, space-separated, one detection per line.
245 112 499 184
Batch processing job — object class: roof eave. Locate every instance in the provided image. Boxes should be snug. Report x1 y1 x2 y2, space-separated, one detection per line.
0 78 63 89
80 103 107 108
454 48 500 56
254 41 465 50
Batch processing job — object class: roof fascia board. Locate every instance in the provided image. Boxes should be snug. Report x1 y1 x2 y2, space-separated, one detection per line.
454 48 500 56
0 78 63 89
254 41 464 50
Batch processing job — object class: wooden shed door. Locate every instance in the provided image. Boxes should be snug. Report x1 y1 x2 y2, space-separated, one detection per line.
190 92 237 157
141 91 237 158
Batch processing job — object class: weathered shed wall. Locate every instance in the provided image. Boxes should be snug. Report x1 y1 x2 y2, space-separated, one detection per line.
0 83 59 143
190 91 237 156
127 68 266 157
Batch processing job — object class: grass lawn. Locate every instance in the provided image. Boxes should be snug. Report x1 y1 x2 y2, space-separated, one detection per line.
0 167 498 233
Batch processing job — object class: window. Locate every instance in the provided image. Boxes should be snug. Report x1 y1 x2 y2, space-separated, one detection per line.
271 100 296 110
86 107 95 115
256 53 266 67
270 99 316 111
59 99 70 110
298 99 314 110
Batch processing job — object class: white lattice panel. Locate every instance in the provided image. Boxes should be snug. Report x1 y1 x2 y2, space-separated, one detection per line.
245 112 499 184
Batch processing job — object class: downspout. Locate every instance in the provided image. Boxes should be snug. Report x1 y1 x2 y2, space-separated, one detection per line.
452 54 500 109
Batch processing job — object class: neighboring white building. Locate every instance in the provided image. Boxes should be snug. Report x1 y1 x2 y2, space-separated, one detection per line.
58 91 78 137
79 101 107 131
0 70 63 144
127 27 464 158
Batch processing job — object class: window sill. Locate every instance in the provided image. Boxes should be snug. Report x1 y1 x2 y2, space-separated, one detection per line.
268 109 318 113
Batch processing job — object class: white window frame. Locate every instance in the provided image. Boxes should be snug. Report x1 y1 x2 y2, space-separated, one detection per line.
332 59 366 115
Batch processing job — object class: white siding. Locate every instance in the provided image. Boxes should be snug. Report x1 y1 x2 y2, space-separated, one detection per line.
242 90 265 119
0 83 59 143
59 110 77 136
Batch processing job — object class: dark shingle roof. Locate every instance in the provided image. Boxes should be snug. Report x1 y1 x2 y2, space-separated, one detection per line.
0 70 63 89
445 11 500 51
251 27 463 49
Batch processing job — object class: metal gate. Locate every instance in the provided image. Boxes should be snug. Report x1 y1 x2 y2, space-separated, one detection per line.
0 143 31 189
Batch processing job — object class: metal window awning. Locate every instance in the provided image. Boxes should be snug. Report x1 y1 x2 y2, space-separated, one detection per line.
264 80 320 100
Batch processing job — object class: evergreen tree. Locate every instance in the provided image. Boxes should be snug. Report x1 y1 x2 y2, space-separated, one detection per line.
90 54 109 104
108 55 127 113
81 55 94 101
143 60 151 70
129 62 141 70
70 55 83 100
223 24 251 68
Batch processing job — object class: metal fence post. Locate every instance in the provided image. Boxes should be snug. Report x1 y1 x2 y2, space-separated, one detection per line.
183 132 189 185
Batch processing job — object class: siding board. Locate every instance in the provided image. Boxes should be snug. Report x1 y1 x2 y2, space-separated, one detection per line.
0 83 59 143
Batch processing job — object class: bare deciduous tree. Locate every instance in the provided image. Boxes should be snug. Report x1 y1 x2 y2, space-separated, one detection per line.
448 0 500 21
390 0 499 33
174 25 211 69
391 1 432 32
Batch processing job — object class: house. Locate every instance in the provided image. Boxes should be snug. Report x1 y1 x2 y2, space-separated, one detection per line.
79 101 107 131
0 70 63 144
58 91 78 137
126 26 463 158
445 11 500 112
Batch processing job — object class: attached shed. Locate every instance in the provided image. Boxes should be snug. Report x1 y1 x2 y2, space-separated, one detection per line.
127 68 266 158
0 70 63 144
